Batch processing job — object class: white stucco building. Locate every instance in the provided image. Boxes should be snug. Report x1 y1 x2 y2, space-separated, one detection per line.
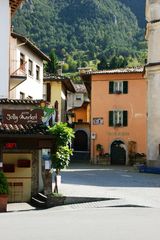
145 0 160 164
0 0 49 100
10 32 50 99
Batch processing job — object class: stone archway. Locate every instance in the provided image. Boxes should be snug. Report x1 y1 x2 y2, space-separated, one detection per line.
110 140 126 165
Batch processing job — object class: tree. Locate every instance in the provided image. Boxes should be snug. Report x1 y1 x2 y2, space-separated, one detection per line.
46 49 59 74
108 55 128 69
97 56 108 70
49 122 75 193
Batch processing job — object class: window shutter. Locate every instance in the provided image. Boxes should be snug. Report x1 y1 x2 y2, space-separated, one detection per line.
46 83 51 102
123 111 128 126
109 111 114 126
109 81 114 94
123 81 128 94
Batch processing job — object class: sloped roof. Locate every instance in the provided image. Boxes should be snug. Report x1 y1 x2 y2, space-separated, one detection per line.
0 99 42 105
10 0 24 15
44 75 75 93
11 32 50 61
0 122 50 136
82 67 144 76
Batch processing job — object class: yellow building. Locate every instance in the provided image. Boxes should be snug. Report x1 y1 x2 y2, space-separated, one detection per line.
43 75 75 122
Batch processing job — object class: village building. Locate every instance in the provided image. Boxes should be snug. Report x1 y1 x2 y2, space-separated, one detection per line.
43 75 75 123
0 1 55 203
0 0 24 99
0 99 55 202
10 32 50 99
81 67 147 165
67 84 90 161
145 0 160 165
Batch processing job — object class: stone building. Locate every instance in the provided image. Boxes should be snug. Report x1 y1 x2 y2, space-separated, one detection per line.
145 0 160 164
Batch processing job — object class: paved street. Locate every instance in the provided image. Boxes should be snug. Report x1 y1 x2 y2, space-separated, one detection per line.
58 163 160 208
1 206 160 240
2 163 160 240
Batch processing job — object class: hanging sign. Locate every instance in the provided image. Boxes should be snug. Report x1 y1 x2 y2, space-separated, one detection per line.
2 109 43 124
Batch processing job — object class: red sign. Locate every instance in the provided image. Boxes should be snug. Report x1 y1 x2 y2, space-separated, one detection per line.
2 109 43 124
4 143 17 149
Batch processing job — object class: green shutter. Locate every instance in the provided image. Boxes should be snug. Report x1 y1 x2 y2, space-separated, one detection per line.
109 81 114 94
123 111 128 126
109 111 114 126
123 81 128 94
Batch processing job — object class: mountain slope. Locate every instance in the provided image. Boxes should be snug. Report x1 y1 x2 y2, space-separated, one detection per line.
119 0 145 28
12 0 146 66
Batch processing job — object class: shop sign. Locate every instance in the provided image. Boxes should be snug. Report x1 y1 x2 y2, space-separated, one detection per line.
2 109 43 124
4 142 17 149
108 132 129 136
93 117 104 125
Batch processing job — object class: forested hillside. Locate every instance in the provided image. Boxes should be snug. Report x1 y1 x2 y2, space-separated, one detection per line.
13 0 146 72
119 0 145 28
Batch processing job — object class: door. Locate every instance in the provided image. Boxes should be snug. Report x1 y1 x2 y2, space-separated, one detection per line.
73 130 88 151
111 140 126 165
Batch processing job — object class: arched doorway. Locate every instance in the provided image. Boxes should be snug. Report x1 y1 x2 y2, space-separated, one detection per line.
110 140 126 165
73 130 88 151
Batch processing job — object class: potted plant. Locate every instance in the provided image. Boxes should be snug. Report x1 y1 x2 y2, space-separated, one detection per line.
96 144 104 156
0 171 9 212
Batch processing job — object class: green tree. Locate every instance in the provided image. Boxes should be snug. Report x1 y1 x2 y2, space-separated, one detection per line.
97 56 108 70
108 55 128 69
49 123 75 193
46 49 59 74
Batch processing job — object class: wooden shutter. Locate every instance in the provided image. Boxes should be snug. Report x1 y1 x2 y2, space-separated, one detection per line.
109 81 114 94
123 81 128 94
109 111 114 126
46 83 51 102
123 111 128 126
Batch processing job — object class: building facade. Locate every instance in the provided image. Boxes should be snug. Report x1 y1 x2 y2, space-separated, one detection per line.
82 68 147 165
0 0 24 99
145 0 160 164
0 99 55 202
10 32 50 99
43 75 75 122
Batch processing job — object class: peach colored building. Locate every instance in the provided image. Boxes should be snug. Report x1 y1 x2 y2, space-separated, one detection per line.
82 67 147 165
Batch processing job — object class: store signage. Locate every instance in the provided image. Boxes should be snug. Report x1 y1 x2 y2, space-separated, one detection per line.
4 142 17 149
93 117 104 125
2 109 43 124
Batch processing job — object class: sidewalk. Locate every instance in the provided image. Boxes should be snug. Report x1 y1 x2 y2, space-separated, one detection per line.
7 202 35 212
7 164 160 212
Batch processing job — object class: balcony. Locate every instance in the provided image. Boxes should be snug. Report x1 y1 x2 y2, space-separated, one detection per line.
10 61 27 91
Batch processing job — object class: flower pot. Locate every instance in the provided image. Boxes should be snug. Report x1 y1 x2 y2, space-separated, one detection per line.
0 195 8 212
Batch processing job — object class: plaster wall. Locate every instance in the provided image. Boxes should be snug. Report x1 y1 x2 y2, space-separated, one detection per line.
146 69 160 161
90 73 147 162
146 0 160 22
147 22 160 64
4 153 32 202
10 37 44 99
50 81 62 121
0 0 10 98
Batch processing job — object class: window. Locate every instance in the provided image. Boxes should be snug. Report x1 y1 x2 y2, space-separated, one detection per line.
36 65 40 80
109 110 128 127
28 59 33 76
20 53 25 70
109 81 128 94
46 83 51 102
20 92 25 99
